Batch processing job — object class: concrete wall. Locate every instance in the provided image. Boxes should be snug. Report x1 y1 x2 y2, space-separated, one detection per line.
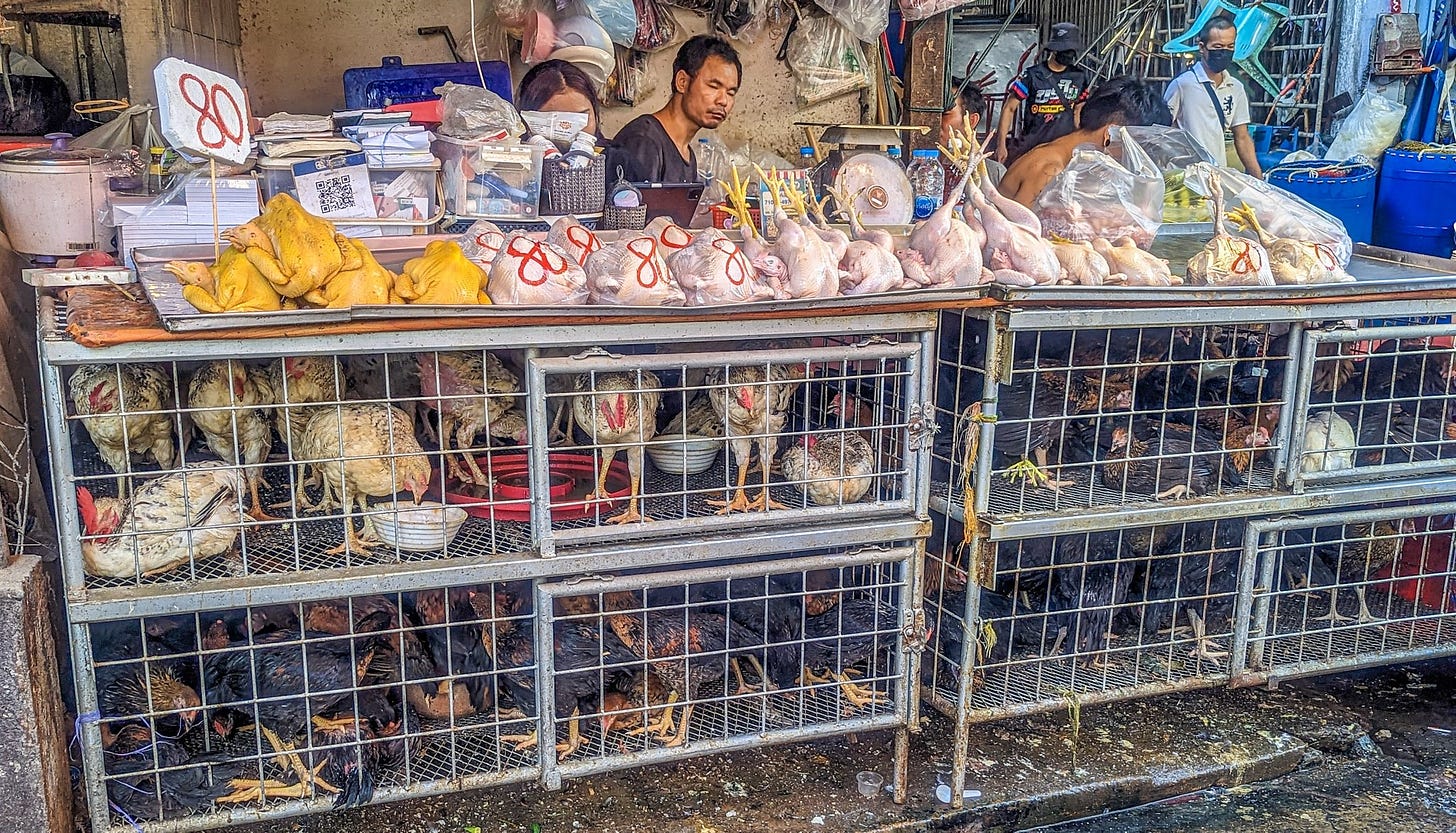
235 2 862 158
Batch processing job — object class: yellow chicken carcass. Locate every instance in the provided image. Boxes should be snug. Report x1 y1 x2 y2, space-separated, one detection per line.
302 239 404 308
165 249 285 313
222 193 360 299
396 241 491 305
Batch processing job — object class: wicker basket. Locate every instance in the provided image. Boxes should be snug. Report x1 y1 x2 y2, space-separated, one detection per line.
600 204 646 231
541 153 606 216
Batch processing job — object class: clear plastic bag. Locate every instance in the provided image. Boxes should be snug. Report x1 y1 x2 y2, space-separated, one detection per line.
786 15 871 108
898 0 963 22
633 0 678 51
1326 87 1407 162
435 82 524 141
811 0 889 42
1185 162 1354 266
1033 127 1165 248
579 0 638 47
1121 125 1215 225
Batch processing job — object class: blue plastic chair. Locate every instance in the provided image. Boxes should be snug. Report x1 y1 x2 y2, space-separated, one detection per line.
1163 0 1241 54
1233 1 1290 98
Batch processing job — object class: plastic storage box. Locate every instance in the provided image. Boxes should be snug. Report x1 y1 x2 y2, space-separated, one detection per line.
434 136 542 221
343 56 512 109
257 156 441 234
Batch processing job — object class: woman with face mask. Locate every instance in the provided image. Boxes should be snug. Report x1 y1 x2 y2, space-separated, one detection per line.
517 59 608 151
1162 17 1263 178
993 22 1093 165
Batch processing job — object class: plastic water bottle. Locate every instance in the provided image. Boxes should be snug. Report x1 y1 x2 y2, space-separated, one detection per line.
886 146 903 167
909 149 944 220
697 137 714 183
799 146 817 168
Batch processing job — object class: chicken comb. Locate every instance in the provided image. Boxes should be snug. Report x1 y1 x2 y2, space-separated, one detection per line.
75 486 96 532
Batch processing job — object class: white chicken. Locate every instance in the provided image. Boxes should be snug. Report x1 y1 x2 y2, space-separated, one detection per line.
779 433 876 507
269 356 343 510
830 185 907 295
585 235 687 306
667 229 775 305
546 215 602 267
68 364 178 498
1186 169 1274 287
418 351 521 485
570 371 662 524
1300 410 1357 474
1229 205 1353 286
76 462 243 578
1092 238 1178 286
969 183 1062 285
899 173 984 288
759 176 839 299
706 353 807 514
488 233 589 305
459 220 506 269
1050 240 1112 286
186 360 277 521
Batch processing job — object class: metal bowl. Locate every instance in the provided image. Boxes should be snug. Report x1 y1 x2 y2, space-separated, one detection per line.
648 435 723 475
370 500 468 551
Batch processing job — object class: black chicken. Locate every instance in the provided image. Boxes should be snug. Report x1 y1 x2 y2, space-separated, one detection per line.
783 594 897 711
1048 526 1171 665
926 586 1063 693
403 587 494 719
1098 424 1219 499
303 687 413 809
105 723 242 819
1125 519 1246 663
91 618 203 747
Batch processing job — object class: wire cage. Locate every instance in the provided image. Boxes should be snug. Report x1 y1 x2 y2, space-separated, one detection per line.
533 546 921 791
529 337 929 553
933 310 1299 528
1288 323 1456 489
1235 501 1456 684
76 581 539 833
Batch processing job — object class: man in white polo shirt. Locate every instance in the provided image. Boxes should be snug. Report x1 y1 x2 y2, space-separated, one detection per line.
1164 17 1263 178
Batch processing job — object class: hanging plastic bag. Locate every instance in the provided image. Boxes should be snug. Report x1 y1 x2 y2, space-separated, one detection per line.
1185 162 1354 266
786 14 871 108
578 0 638 48
1034 127 1165 248
811 0 889 43
633 0 678 51
1326 87 1407 162
898 0 963 22
435 82 525 141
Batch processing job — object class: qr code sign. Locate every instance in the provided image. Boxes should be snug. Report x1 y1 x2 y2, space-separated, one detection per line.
315 176 356 213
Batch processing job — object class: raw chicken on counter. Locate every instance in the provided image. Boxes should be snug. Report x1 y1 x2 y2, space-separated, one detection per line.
585 235 687 306
829 185 907 295
1049 239 1112 286
1186 170 1273 287
898 173 985 288
1228 206 1353 285
459 220 506 269
222 193 359 300
642 216 696 254
667 229 776 305
1092 237 1178 286
396 241 492 304
755 175 838 299
546 215 602 267
487 234 589 305
969 175 1062 286
303 239 403 308
164 248 285 313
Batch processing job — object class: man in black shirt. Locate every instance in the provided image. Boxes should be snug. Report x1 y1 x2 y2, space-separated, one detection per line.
993 22 1092 164
614 35 741 183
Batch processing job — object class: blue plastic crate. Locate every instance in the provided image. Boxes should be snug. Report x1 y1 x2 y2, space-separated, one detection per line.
343 56 512 109
1361 315 1454 327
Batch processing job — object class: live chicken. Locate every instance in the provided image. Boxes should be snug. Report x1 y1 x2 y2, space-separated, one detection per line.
571 371 663 524
297 404 432 553
779 433 876 507
418 351 521 486
76 462 244 578
1300 410 1357 474
187 360 278 521
68 363 178 497
706 355 806 514
269 356 343 510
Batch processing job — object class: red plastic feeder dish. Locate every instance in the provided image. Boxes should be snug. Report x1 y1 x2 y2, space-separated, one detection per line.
430 451 632 522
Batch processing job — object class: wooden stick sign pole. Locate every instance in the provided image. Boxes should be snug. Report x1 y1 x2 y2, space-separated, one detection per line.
154 58 252 259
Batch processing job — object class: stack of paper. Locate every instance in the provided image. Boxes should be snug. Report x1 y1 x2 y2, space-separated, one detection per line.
262 112 334 135
108 178 262 266
183 177 261 225
344 122 436 168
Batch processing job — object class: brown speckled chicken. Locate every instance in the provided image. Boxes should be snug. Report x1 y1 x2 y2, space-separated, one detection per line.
661 391 722 438
298 404 432 553
571 371 662 524
419 351 521 485
187 360 277 520
604 592 729 748
779 433 876 507
270 356 344 510
706 354 807 513
68 363 178 497
76 462 244 578
599 670 672 737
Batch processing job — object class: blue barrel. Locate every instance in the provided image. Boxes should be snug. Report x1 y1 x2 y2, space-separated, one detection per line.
1374 148 1456 257
1267 160 1376 244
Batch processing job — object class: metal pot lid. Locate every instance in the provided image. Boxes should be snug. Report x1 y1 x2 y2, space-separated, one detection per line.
0 133 123 167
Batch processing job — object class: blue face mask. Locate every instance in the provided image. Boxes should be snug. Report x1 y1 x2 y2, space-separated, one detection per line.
1204 48 1234 73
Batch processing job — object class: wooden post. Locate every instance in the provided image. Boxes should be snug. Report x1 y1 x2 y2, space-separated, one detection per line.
903 12 951 152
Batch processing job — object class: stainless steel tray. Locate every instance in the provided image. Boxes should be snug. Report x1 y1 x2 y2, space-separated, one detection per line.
136 266 350 332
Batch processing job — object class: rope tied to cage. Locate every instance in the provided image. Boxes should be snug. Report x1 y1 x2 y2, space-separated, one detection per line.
958 402 996 550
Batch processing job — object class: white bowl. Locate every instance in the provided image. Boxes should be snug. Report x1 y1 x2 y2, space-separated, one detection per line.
370 500 468 551
648 435 723 475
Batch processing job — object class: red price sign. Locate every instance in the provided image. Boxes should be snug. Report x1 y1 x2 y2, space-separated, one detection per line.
154 58 251 164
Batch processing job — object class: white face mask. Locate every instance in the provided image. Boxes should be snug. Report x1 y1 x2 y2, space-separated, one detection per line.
521 110 590 147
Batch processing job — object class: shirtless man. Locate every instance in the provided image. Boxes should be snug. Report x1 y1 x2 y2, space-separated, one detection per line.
998 77 1171 208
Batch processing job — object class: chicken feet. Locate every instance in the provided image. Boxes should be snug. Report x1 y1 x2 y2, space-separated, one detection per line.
217 725 340 804
1185 609 1229 663
627 690 679 741
1004 456 1074 491
711 437 788 514
1313 589 1356 624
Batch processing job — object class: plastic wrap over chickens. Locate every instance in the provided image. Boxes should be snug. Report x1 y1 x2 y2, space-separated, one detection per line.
785 14 871 107
487 233 590 305
642 216 696 253
458 220 506 269
1186 166 1274 288
585 235 687 306
546 215 603 266
898 0 965 21
667 229 776 304
1034 128 1164 248
1186 163 1353 266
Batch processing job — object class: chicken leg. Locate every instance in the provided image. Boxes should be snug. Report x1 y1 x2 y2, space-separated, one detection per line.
605 444 651 524
1186 609 1229 663
709 437 756 514
245 469 282 523
664 702 696 748
1354 586 1382 624
627 690 678 740
1314 588 1355 624
326 486 381 555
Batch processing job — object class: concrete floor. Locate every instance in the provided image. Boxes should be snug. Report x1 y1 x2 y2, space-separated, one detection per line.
220 658 1456 833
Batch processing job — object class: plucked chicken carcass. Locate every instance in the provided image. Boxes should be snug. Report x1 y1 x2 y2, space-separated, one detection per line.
396 240 491 305
165 248 285 313
969 181 1061 285
1186 171 1273 287
187 360 277 520
1300 410 1357 473
546 215 602 266
667 228 776 305
1092 237 1177 286
779 433 876 506
69 363 178 497
642 215 696 254
487 233 589 305
297 404 432 553
223 193 359 299
76 462 244 578
1049 240 1112 286
899 174 985 288
269 356 342 510
1229 205 1352 285
979 174 1042 236
302 239 404 307
459 220 506 268
717 167 790 294
585 235 688 306
800 191 851 265
418 351 520 485
571 370 662 524
706 354 807 513
759 177 839 299
829 185 907 295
